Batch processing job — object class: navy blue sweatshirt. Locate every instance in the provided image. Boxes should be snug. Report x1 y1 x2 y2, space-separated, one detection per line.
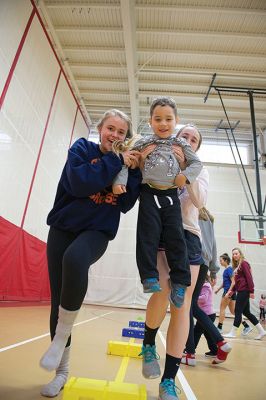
47 138 142 239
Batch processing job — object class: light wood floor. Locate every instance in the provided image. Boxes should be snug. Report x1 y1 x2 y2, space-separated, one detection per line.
0 302 265 400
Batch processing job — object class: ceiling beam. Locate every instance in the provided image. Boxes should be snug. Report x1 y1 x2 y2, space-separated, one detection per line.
53 25 266 40
45 2 266 15
136 4 266 16
63 46 266 60
120 0 139 130
69 63 266 79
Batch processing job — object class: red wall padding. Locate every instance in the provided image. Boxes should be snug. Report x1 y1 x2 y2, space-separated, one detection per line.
0 216 50 301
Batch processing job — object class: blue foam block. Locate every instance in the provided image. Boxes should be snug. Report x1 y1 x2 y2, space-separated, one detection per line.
129 321 145 328
122 327 145 339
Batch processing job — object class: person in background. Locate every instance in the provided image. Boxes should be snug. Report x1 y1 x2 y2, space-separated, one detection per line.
181 207 232 367
259 294 266 321
39 109 142 397
194 274 217 357
224 247 266 340
215 253 251 335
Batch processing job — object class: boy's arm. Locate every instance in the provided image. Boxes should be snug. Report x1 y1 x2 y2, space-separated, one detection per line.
112 165 129 187
175 138 203 183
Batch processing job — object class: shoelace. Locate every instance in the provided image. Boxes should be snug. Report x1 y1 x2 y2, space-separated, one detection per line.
176 287 185 297
139 345 160 362
161 379 181 396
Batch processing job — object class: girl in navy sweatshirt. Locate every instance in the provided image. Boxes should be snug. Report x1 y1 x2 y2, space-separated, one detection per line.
39 109 141 397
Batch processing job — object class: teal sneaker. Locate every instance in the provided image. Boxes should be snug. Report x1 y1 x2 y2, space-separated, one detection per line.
139 344 161 379
159 378 181 400
169 282 186 308
143 278 162 293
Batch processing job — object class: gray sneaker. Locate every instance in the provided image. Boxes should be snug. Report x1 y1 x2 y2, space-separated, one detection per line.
139 344 161 379
241 326 253 336
159 378 181 400
169 282 187 308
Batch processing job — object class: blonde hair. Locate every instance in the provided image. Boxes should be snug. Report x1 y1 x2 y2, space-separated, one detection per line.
232 247 245 269
96 109 133 139
176 124 202 150
199 207 214 222
112 133 142 155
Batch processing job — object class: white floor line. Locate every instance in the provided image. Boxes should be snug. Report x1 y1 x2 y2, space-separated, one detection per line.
0 310 114 353
158 330 197 400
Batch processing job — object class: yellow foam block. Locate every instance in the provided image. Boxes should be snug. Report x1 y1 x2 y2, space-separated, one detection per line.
62 377 147 400
107 340 142 358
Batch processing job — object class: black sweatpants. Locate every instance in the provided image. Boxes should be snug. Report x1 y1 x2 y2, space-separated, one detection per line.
234 290 259 327
136 185 190 286
47 227 109 344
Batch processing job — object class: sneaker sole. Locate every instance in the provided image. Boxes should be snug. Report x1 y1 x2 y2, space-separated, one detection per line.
143 287 162 293
142 372 161 379
205 354 217 358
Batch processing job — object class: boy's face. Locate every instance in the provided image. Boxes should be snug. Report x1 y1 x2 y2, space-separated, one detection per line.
149 105 178 139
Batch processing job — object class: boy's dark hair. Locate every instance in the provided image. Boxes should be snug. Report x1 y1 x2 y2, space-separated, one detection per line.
220 252 231 265
150 96 178 118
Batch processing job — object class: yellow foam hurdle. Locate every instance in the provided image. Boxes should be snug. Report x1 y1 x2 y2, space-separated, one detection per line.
107 340 142 358
62 338 146 400
62 377 146 400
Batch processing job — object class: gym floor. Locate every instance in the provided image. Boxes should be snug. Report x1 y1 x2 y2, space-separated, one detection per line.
0 303 265 400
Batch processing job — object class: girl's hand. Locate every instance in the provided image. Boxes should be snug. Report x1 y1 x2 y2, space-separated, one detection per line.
112 184 126 194
122 150 140 168
174 173 186 188
138 144 156 170
250 293 255 299
172 145 186 170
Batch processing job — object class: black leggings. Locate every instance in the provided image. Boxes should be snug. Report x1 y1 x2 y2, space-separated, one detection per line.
185 264 223 354
194 313 217 354
47 227 109 343
234 291 259 327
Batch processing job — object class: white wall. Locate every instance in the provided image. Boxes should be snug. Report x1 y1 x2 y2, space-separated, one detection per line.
85 164 266 317
0 0 88 242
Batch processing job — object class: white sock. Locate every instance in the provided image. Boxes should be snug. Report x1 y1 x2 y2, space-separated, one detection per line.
40 306 78 371
41 347 70 397
254 323 266 339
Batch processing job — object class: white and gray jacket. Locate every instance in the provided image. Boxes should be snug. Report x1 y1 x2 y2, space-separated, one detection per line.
113 135 202 188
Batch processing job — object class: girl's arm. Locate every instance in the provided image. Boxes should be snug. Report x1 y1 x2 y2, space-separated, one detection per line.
242 261 255 293
118 167 142 213
185 167 209 209
198 285 210 306
64 139 123 197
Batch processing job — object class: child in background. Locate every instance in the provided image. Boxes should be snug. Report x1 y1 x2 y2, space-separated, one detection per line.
194 276 217 357
259 294 266 321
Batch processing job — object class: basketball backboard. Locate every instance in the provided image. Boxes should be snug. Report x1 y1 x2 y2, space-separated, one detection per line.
238 215 266 245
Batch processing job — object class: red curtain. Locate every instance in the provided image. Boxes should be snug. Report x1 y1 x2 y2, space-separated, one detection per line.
0 216 50 301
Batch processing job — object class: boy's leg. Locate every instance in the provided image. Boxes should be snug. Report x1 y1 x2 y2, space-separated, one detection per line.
136 190 162 291
162 195 190 307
